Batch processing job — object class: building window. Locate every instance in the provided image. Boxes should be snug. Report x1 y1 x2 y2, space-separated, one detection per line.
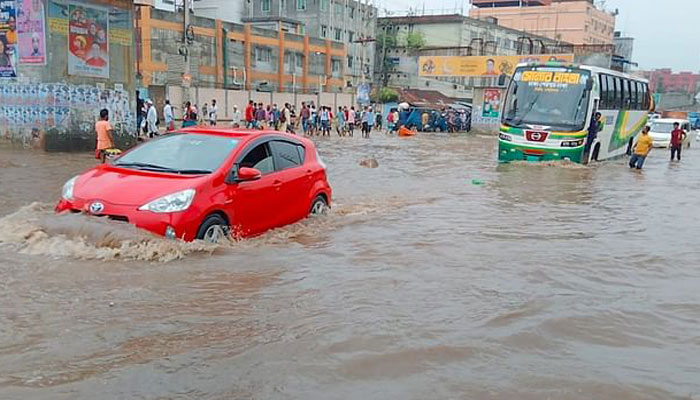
334 28 342 41
349 7 354 18
348 31 354 42
296 0 306 11
255 46 271 63
261 0 270 12
347 56 353 68
320 25 327 38
320 0 328 11
332 59 340 74
298 25 305 35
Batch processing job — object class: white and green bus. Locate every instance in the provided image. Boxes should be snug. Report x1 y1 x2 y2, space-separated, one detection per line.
498 63 652 163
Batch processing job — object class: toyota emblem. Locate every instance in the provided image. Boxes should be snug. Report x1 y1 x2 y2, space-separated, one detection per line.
89 202 105 215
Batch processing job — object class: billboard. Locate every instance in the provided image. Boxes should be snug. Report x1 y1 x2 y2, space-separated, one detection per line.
418 54 575 78
17 0 45 65
482 89 501 118
0 0 17 78
68 4 109 79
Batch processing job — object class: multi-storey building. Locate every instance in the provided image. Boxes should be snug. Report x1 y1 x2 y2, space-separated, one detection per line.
641 69 700 95
375 13 571 99
469 0 616 45
243 0 377 86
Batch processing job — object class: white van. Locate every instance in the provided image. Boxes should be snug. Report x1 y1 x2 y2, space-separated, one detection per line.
648 118 696 148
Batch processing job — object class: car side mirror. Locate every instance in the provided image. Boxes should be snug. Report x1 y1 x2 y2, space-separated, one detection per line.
237 167 261 182
586 79 594 91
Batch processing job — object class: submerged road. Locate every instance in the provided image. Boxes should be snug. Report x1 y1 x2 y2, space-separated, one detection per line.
1 134 699 399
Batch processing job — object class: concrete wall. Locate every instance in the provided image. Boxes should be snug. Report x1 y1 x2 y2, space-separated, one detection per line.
1 0 137 151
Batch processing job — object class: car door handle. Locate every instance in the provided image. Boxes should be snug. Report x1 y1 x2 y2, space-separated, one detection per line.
273 180 283 190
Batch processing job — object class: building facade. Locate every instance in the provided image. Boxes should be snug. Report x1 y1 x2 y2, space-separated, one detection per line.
153 0 245 25
243 0 377 86
469 0 616 45
375 14 570 99
1 0 137 151
612 31 634 72
641 69 700 95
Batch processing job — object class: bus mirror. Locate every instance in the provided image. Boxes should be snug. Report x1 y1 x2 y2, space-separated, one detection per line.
586 79 593 91
498 74 507 87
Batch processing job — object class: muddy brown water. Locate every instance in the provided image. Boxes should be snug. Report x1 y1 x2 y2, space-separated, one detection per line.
1 134 700 399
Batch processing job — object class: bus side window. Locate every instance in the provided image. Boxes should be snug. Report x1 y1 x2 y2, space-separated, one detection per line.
642 83 650 110
599 75 608 109
607 75 616 109
615 77 624 109
630 81 638 110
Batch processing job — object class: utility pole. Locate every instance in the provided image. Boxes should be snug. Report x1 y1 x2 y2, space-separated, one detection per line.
182 0 192 100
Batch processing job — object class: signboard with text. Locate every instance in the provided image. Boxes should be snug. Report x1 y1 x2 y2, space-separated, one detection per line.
418 54 575 78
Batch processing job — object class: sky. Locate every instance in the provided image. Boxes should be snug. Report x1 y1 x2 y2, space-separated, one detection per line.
380 0 700 72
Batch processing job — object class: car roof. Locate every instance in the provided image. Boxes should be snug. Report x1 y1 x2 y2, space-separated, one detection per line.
175 127 308 143
653 118 689 124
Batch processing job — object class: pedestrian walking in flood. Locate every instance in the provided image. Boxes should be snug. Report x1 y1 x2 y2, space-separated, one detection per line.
231 105 241 128
629 126 653 170
145 99 158 138
208 99 218 126
163 100 175 132
670 122 686 161
362 106 375 138
95 108 114 163
245 100 255 128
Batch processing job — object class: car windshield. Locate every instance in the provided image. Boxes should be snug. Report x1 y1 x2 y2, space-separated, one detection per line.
650 122 676 134
115 133 238 173
503 67 592 131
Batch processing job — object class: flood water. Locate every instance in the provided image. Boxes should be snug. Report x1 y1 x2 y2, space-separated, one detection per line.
1 134 699 399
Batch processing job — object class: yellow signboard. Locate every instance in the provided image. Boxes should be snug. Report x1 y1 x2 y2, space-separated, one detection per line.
521 71 581 84
418 54 575 77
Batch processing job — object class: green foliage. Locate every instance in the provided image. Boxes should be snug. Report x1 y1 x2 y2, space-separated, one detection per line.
405 32 426 51
372 87 399 103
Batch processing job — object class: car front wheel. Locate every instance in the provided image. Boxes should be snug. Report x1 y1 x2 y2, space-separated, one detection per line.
196 214 229 243
309 195 329 216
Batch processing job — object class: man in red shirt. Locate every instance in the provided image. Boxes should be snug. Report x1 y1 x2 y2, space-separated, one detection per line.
670 122 686 161
244 100 255 128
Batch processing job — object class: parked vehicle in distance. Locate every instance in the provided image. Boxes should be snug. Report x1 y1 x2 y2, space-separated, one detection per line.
55 128 332 242
648 118 696 148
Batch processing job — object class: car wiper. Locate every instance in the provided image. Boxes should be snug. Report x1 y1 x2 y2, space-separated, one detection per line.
176 169 212 175
114 161 173 171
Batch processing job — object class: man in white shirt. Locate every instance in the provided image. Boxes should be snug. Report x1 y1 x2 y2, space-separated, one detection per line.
231 105 241 128
209 99 218 126
146 99 158 138
163 100 174 132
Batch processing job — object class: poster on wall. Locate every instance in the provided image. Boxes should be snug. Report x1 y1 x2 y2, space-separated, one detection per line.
482 89 501 119
17 0 45 64
419 54 576 78
0 0 18 78
68 3 108 79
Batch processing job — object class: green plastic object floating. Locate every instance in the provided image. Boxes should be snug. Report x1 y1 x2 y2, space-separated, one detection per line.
471 179 484 185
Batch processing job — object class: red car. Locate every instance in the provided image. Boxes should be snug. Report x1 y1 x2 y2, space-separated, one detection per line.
56 128 332 242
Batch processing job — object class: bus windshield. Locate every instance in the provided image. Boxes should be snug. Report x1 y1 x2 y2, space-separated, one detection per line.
502 67 592 132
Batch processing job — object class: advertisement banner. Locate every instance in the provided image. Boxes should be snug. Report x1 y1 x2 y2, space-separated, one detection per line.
419 54 575 78
482 89 501 118
17 0 45 64
68 3 108 79
0 0 18 78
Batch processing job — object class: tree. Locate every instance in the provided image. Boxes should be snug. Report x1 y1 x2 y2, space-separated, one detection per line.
405 32 426 51
372 87 399 103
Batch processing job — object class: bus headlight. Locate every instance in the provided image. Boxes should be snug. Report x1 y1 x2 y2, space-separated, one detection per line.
499 133 513 142
561 139 584 147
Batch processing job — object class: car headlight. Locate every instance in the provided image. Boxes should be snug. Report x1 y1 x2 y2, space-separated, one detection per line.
138 189 196 213
61 175 79 201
